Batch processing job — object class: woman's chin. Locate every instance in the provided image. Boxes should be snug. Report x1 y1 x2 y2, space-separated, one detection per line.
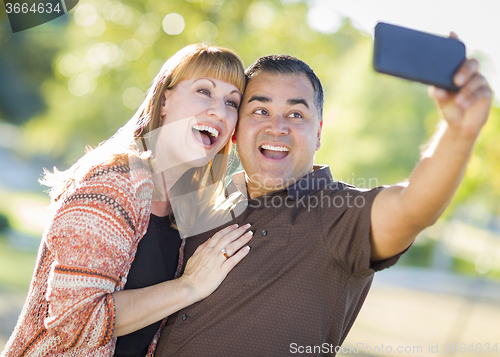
186 156 211 168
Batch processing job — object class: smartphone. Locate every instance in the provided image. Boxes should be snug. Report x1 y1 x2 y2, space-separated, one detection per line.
373 22 466 92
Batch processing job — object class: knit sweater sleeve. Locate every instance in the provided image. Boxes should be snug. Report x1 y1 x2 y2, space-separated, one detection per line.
43 165 150 351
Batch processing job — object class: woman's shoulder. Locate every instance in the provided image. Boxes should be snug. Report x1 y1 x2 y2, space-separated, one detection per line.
45 152 153 244
77 151 154 201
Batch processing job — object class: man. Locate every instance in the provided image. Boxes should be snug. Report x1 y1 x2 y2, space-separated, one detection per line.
154 50 491 356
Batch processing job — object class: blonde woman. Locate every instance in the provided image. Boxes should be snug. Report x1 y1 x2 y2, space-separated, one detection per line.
2 44 252 357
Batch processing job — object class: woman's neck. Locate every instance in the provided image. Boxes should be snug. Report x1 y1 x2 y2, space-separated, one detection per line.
150 163 191 217
150 198 171 217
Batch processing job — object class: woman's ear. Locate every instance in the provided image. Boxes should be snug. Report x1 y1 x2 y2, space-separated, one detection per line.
231 131 237 144
160 89 169 116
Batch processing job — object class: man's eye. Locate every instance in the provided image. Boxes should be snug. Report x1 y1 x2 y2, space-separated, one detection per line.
287 112 303 118
197 88 211 96
226 100 239 109
254 109 269 115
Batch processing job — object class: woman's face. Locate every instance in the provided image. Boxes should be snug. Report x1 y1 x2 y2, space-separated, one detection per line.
155 77 241 169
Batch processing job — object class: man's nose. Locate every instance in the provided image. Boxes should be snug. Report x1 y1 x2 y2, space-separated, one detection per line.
265 115 289 136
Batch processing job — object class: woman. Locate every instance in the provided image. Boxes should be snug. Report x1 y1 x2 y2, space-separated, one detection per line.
1 44 251 357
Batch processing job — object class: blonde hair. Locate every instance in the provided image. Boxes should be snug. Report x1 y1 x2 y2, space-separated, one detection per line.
42 43 245 233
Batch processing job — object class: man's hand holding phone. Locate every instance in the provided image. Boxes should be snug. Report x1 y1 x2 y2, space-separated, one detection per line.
373 23 492 139
429 33 492 139
369 27 493 269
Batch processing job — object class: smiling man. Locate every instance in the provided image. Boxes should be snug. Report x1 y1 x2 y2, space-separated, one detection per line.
154 54 492 357
235 66 322 198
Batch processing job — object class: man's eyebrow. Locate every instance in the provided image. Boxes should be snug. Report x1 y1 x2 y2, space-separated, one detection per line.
248 95 271 103
287 98 309 108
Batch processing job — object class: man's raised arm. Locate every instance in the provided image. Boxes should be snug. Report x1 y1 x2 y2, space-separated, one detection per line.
370 47 493 262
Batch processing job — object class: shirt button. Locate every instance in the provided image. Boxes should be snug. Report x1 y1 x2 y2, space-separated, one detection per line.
181 314 188 321
261 230 267 236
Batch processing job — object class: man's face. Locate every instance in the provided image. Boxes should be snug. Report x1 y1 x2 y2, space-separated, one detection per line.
234 72 322 197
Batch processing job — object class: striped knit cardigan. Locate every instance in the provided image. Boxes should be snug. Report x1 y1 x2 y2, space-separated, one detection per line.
1 155 159 357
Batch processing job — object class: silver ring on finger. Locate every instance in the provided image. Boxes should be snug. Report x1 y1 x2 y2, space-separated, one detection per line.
220 248 229 260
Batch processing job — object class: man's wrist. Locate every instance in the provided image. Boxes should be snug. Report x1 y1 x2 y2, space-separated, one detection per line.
443 118 482 143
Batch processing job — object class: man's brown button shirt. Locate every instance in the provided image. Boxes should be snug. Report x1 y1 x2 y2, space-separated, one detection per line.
155 166 404 357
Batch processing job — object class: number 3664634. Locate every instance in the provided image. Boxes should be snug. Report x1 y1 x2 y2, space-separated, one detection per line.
5 2 62 14
443 343 498 354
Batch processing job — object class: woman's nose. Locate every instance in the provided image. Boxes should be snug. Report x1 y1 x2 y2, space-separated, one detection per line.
207 98 227 121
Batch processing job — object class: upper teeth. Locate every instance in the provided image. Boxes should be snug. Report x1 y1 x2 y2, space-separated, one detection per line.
261 144 289 152
193 125 219 138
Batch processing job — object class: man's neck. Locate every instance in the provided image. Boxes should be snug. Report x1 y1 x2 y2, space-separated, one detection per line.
244 166 317 199
246 184 281 199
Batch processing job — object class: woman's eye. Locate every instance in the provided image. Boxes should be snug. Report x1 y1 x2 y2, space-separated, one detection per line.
225 100 239 109
197 88 211 96
287 112 303 118
254 109 269 116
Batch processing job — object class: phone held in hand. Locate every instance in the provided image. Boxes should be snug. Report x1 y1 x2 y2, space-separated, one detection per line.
373 22 466 92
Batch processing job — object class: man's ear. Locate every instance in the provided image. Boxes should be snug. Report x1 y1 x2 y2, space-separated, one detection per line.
316 120 323 151
231 123 239 144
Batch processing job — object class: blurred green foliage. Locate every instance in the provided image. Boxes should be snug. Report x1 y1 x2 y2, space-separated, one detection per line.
0 187 50 235
0 0 499 219
451 106 500 215
453 256 500 280
0 213 9 233
398 239 436 268
0 238 37 291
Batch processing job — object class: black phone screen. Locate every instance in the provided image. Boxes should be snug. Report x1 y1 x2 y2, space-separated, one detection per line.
373 22 466 92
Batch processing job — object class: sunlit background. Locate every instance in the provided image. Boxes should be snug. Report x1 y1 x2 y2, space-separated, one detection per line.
1 0 499 355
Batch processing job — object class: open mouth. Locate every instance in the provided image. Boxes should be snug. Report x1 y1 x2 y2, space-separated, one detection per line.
192 124 221 147
259 144 290 159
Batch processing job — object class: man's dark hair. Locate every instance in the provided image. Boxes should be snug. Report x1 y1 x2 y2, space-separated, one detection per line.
245 54 324 119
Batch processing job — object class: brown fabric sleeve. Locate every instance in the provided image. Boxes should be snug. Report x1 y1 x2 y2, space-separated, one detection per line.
321 185 409 274
320 186 384 274
370 241 411 271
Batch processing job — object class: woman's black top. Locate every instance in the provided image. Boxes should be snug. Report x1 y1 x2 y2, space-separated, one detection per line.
114 214 182 357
